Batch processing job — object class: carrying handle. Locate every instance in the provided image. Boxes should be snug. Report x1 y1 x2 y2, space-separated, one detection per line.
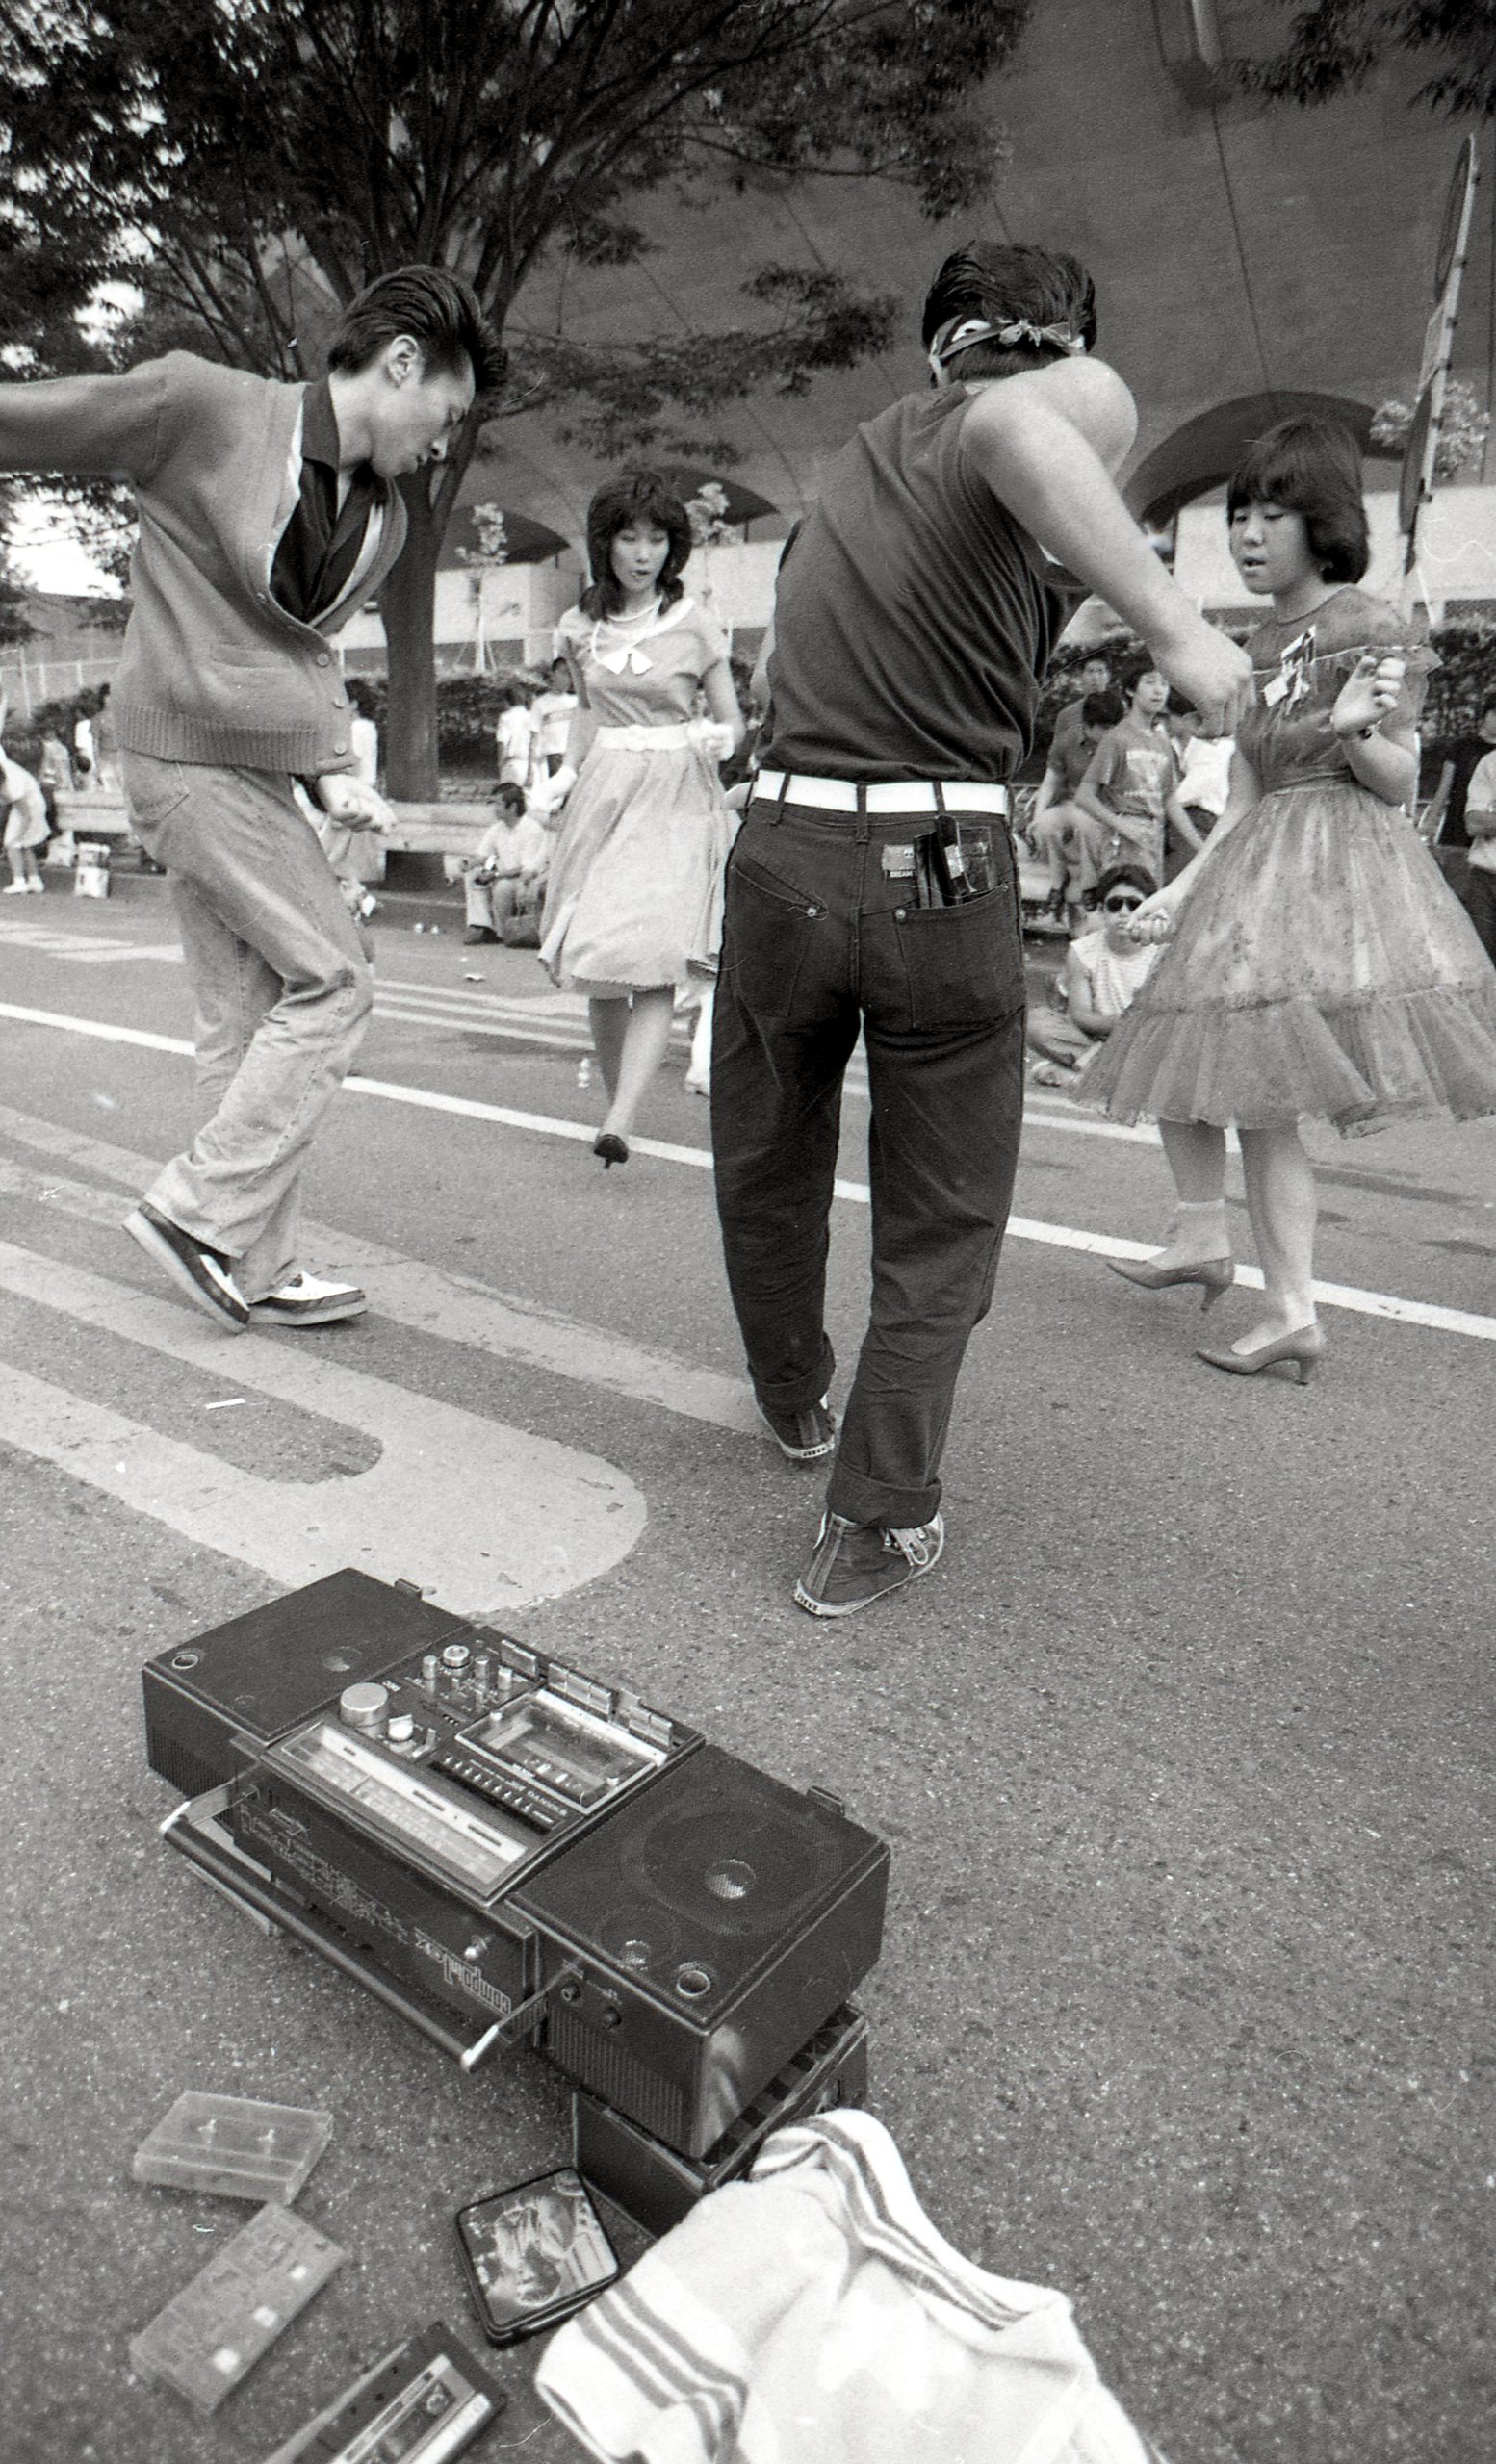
162 1797 511 2071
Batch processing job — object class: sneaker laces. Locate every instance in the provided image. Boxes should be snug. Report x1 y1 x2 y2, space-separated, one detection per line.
884 1522 940 1570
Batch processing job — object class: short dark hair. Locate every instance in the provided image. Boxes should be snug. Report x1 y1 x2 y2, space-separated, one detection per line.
326 267 506 396
1120 657 1166 701
1225 416 1369 585
1092 861 1156 906
580 470 692 619
1078 653 1112 676
346 676 378 716
1081 688 1125 730
921 241 1097 381
492 781 528 816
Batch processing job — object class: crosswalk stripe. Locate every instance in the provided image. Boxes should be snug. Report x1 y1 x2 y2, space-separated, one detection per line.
2 1001 1492 1343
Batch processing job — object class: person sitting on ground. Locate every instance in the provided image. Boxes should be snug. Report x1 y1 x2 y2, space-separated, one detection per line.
1026 677 1123 916
1027 863 1158 1082
463 780 550 943
1073 659 1198 887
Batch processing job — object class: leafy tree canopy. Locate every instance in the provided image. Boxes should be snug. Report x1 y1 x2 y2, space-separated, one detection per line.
1238 2 1496 119
0 0 1035 785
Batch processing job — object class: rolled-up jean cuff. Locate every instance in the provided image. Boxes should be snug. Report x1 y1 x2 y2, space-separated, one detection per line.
751 1336 836 1419
825 1461 940 1530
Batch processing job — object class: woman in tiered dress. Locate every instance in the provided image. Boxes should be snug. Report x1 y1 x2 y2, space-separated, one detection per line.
540 472 743 1165
1088 418 1496 1381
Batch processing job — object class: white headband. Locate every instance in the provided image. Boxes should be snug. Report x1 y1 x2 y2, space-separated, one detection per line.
927 313 1088 377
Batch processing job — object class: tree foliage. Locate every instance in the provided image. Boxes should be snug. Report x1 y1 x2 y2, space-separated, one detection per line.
1237 2 1496 119
0 0 1034 785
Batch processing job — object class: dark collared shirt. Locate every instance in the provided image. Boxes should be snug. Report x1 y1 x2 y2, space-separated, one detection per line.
271 379 380 625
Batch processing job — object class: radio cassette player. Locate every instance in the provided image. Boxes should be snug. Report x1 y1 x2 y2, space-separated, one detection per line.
145 1571 889 2164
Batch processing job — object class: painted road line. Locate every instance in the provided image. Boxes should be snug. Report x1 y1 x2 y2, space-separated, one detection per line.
0 1127 759 1435
0 1239 645 1604
3 1002 1494 1344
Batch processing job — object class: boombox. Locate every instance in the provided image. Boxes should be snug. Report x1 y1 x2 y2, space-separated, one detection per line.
144 1572 889 2165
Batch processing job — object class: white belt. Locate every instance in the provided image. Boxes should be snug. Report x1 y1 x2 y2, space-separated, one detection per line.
593 722 695 751
751 770 1009 815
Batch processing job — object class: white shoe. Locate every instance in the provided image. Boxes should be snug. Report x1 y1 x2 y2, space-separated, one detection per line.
248 1270 368 1326
3 881 30 895
27 876 44 893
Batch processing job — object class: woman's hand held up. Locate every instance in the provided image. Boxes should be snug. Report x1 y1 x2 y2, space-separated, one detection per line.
1331 653 1405 739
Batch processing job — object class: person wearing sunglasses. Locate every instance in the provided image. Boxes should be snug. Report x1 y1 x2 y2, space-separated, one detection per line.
1027 864 1159 1084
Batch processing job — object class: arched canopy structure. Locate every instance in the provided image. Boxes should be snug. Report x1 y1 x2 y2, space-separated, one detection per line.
1126 392 1394 531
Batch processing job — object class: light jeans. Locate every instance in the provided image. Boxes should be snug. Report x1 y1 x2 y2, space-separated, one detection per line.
121 752 374 1299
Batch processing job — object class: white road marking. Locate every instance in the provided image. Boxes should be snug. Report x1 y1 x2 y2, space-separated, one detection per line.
2 1000 1493 1345
0 1121 758 1435
0 1240 645 1604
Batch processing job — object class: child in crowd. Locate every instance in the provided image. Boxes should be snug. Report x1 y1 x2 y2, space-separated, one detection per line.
464 781 550 943
532 657 578 777
496 680 538 791
1027 864 1159 1083
1170 706 1234 879
1074 661 1199 887
1 745 50 893
1026 681 1124 916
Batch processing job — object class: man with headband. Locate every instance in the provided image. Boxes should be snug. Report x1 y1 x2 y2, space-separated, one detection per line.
710 239 1252 1618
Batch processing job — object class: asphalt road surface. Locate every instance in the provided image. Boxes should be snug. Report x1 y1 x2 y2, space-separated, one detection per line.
1 868 1491 2464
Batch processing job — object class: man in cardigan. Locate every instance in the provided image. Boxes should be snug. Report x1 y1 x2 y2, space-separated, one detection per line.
0 267 503 1328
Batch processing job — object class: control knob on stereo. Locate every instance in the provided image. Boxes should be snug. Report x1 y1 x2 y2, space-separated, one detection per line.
387 1712 416 1746
473 1649 494 1695
339 1681 390 1735
440 1644 472 1682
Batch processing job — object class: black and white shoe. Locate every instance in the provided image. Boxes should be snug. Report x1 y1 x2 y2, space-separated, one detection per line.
249 1271 368 1327
123 1202 249 1330
757 1393 838 1464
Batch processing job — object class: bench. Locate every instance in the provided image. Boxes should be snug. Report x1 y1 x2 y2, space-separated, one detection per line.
54 792 499 862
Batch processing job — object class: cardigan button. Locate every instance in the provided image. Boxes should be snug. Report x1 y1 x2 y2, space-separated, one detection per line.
317 652 331 667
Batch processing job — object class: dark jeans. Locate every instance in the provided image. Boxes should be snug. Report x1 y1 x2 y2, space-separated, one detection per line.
711 798 1025 1529
1464 861 1496 963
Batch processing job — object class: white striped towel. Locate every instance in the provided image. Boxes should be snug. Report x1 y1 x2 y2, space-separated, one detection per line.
535 2110 1162 2464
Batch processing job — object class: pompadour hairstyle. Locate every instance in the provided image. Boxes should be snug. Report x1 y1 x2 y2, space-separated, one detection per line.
580 470 693 619
920 241 1098 380
1225 416 1370 585
327 267 506 397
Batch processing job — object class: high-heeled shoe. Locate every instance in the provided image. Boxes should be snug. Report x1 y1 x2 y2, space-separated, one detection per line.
1197 1324 1326 1385
593 1131 630 1169
1105 1253 1235 1312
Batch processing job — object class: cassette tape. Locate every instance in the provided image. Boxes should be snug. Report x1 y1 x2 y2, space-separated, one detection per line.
129 2203 346 2415
455 2168 619 2345
133 2092 332 2204
261 2322 506 2463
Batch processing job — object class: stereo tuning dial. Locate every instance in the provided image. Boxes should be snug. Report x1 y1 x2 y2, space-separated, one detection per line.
339 1681 390 1735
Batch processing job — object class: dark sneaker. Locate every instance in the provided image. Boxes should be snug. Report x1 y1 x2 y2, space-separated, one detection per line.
249 1271 368 1326
793 1511 945 1618
463 924 498 945
124 1202 249 1330
758 1393 838 1464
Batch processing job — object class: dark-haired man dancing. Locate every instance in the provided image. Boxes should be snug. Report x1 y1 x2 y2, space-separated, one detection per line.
711 241 1253 1616
0 267 503 1328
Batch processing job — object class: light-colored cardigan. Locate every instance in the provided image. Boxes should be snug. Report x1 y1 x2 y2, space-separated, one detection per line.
0 353 408 775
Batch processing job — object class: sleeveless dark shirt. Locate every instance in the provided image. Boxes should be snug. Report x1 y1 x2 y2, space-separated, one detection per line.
760 388 1071 785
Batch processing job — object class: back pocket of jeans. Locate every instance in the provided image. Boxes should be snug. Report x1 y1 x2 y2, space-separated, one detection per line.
889 894 1024 1031
721 852 825 1018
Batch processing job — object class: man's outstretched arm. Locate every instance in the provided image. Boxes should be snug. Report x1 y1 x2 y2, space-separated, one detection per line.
961 361 1253 735
0 360 171 483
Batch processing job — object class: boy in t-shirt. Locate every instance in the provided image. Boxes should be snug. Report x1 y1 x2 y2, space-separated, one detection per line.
1073 662 1198 888
1027 863 1159 1081
1026 676 1123 918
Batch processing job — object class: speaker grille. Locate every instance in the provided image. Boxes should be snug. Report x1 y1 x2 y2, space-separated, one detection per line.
545 2014 687 2146
147 1733 223 1803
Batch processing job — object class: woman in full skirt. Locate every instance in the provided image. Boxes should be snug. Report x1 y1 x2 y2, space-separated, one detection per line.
540 471 743 1165
1087 416 1496 1381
